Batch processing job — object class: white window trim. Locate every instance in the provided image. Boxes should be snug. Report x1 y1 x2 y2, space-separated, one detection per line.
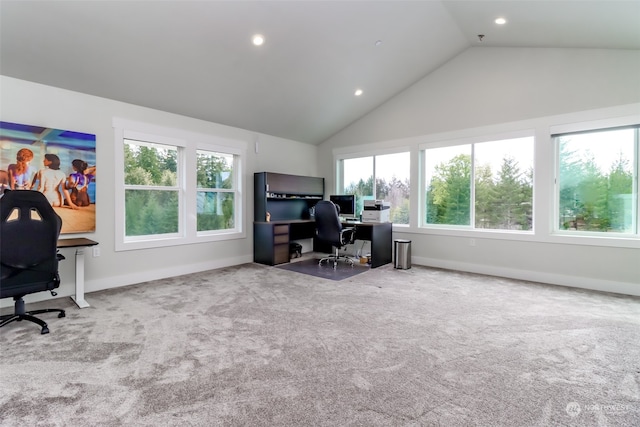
334 146 412 226
194 142 244 237
113 118 246 251
551 119 640 239
420 130 535 232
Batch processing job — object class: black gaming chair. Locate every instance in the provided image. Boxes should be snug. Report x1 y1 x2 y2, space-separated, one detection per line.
0 190 65 334
315 200 356 269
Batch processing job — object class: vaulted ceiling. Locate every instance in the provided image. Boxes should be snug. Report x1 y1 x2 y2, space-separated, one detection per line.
1 1 639 145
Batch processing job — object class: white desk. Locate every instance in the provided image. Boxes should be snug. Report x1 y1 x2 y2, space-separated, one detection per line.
57 238 98 309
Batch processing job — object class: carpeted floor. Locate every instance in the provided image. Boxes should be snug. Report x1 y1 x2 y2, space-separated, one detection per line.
1 262 639 426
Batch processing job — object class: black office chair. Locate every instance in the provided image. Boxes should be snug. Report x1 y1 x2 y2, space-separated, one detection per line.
315 200 356 269
0 190 66 334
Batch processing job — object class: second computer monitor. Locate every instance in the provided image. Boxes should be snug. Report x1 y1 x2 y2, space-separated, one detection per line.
329 194 356 218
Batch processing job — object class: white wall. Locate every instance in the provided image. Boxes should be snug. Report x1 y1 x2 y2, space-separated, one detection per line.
1 76 318 306
319 47 640 296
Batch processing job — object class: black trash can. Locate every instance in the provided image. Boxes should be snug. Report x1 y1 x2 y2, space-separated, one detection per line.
394 239 411 269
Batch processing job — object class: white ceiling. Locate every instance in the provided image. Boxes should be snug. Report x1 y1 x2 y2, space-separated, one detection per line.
1 1 639 145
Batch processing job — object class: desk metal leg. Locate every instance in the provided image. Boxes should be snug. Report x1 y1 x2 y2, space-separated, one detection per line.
70 247 90 308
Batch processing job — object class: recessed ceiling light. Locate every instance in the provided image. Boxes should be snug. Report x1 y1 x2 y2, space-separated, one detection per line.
495 17 506 25
252 34 265 46
354 89 363 96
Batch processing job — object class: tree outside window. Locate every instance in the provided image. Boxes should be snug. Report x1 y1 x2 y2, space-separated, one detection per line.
424 137 534 230
475 138 533 230
425 145 471 226
375 152 410 225
557 127 636 233
342 156 373 218
124 140 179 237
341 153 410 224
196 150 235 232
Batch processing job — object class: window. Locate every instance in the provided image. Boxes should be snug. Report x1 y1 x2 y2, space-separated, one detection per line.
339 151 410 224
425 145 471 226
196 150 236 232
342 156 373 216
555 126 638 234
124 140 180 237
114 118 245 251
474 138 533 230
375 152 411 225
423 136 534 231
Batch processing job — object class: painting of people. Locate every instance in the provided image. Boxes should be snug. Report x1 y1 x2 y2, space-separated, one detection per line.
0 121 96 234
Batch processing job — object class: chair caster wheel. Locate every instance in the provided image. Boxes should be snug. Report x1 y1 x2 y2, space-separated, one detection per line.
41 326 50 335
58 312 66 318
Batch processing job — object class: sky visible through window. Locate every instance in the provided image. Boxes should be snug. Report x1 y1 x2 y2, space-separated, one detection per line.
559 128 634 173
343 153 410 190
343 156 372 190
424 137 534 183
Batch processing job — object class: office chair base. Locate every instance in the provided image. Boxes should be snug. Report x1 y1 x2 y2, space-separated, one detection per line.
0 298 65 334
318 255 355 269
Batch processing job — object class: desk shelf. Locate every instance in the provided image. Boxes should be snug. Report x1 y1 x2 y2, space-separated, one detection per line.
254 172 324 222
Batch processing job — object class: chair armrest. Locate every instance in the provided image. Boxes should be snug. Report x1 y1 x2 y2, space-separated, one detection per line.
340 226 356 245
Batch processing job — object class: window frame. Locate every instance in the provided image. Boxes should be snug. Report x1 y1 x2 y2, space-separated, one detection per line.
331 106 640 249
194 145 241 236
122 135 184 241
552 122 640 238
114 118 246 251
334 145 412 227
419 130 536 233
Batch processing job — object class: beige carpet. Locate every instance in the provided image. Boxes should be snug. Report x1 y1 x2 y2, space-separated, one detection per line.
1 263 639 426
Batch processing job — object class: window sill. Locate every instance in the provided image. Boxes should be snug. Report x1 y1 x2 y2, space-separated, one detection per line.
116 230 246 252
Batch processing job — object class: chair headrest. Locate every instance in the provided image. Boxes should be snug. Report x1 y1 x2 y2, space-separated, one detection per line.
1 190 62 269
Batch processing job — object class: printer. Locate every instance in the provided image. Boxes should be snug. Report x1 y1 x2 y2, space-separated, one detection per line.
362 200 391 222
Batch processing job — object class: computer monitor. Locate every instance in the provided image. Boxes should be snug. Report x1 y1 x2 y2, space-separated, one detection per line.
329 194 356 218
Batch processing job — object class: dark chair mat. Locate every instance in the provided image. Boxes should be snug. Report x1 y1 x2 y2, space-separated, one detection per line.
276 258 369 281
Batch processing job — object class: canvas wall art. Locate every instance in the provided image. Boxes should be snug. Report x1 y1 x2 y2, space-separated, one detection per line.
0 121 96 234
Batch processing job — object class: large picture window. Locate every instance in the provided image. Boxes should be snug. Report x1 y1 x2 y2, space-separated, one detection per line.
424 136 534 231
339 151 410 224
555 126 638 234
114 118 245 251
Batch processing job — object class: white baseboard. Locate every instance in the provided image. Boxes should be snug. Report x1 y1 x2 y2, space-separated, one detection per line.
1 255 253 308
412 256 640 297
4 254 636 310
86 255 254 294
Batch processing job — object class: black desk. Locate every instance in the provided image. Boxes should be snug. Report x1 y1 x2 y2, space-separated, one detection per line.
57 238 98 308
254 220 315 266
343 221 393 268
253 220 392 268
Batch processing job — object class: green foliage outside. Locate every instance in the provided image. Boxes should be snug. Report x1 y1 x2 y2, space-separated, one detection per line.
124 143 235 237
197 192 235 231
426 154 533 230
559 142 633 232
344 176 410 224
475 157 533 230
344 176 373 218
124 144 179 236
426 154 472 226
196 152 235 231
